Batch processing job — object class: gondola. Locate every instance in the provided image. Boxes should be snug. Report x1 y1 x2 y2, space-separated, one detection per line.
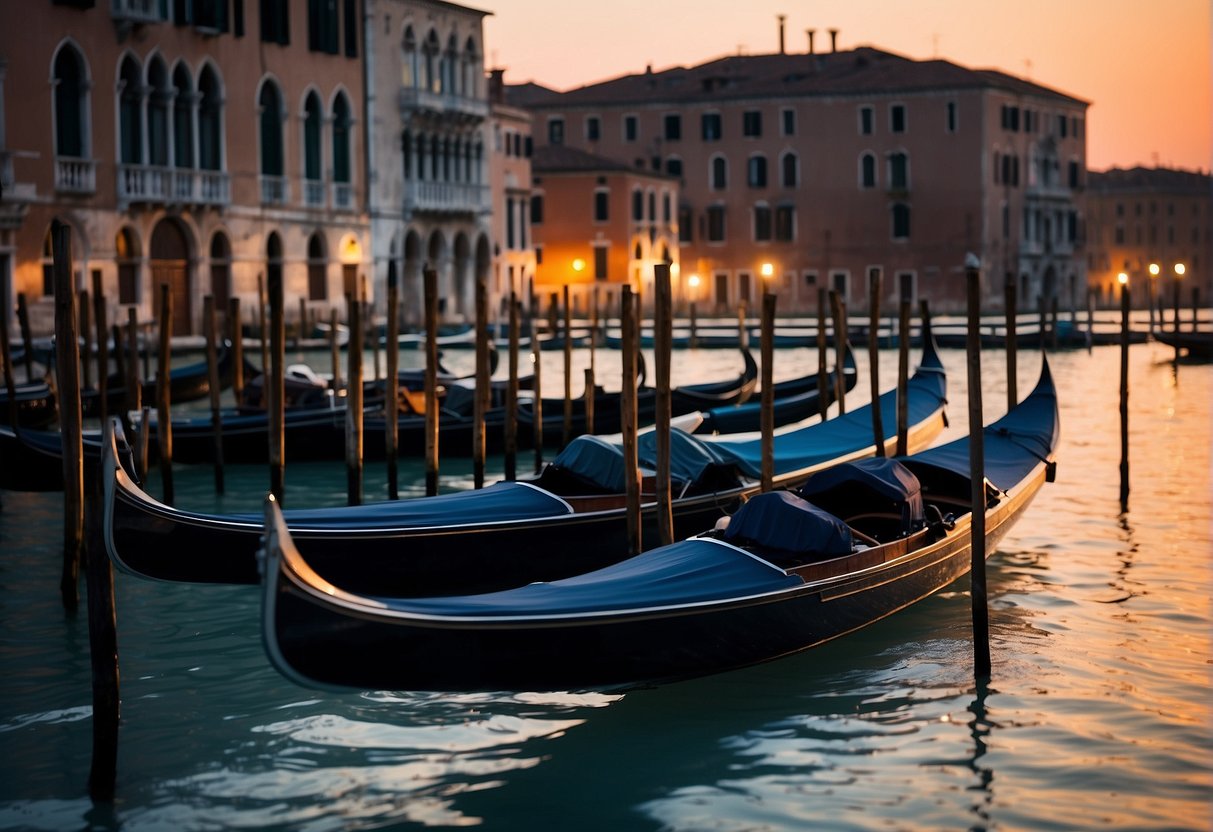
258 356 1057 693
694 348 857 435
79 341 239 418
669 348 758 411
104 335 947 592
1152 328 1213 360
0 423 138 492
0 379 56 429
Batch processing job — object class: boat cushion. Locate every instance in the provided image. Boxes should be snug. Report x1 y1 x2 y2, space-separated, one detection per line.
549 435 628 493
798 457 924 531
638 428 737 488
722 490 853 561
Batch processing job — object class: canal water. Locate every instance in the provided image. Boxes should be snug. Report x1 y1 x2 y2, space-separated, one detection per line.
0 339 1210 830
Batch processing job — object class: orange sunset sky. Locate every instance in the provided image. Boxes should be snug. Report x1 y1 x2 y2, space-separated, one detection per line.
479 0 1212 173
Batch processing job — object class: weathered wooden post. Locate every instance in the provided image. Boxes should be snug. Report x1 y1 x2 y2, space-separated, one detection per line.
267 264 285 503
125 308 143 476
329 307 341 391
760 291 776 492
965 254 992 681
296 296 307 350
654 264 674 546
227 297 244 406
86 421 120 802
51 221 83 610
1119 272 1131 510
562 285 573 448
868 268 885 456
258 272 270 383
621 285 641 555
204 295 225 496
504 292 519 481
737 299 749 349
817 286 829 421
473 276 489 489
583 367 595 436
79 288 92 392
531 284 544 473
16 292 34 381
895 294 911 457
385 262 400 500
423 268 440 496
365 276 381 384
1005 277 1018 409
1192 287 1200 332
689 301 698 349
346 286 364 507
155 283 174 506
830 290 847 415
92 272 110 425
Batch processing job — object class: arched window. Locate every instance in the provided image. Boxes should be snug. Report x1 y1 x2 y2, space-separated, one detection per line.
401 130 413 179
711 155 727 190
259 80 284 203
424 30 440 94
307 232 327 300
647 189 656 222
444 34 458 95
860 152 876 188
462 36 479 97
118 55 143 164
632 188 644 221
303 92 322 182
172 65 194 169
116 226 140 304
781 151 798 188
747 154 767 188
210 231 231 309
401 27 418 87
889 151 909 190
147 56 171 167
198 65 223 171
53 43 88 158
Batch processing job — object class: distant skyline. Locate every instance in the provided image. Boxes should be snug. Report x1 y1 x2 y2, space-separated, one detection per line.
480 0 1211 173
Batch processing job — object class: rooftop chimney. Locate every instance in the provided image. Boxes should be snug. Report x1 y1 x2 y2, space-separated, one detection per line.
807 29 815 54
778 14 786 54
488 68 505 104
829 28 839 52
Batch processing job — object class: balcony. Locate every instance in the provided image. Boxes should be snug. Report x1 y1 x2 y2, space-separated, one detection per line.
398 88 488 124
260 175 289 206
404 181 490 216
55 157 96 194
111 0 162 24
304 179 326 208
117 164 230 207
331 182 354 211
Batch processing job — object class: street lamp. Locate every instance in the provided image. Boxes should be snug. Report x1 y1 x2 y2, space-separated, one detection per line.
1172 262 1185 332
1147 263 1160 331
760 262 775 279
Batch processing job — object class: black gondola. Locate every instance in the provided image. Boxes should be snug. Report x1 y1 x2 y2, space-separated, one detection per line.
258 358 1058 693
0 380 56 429
1152 328 1213 360
0 423 138 492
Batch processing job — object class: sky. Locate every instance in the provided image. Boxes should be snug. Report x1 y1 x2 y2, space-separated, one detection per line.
479 0 1212 173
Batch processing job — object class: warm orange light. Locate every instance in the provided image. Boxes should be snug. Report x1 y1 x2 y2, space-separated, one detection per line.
1148 263 1161 277
760 262 775 278
572 258 586 272
1117 272 1129 285
688 274 701 288
1174 263 1186 277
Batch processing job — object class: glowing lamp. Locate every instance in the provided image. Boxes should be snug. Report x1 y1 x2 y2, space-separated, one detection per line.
1117 272 1129 285
1148 263 1161 277
760 262 775 278
572 258 585 272
688 274 701 288
1174 263 1186 277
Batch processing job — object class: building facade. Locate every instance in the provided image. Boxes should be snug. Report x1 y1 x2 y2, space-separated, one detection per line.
530 144 679 315
1 0 369 338
487 68 535 317
1085 166 1211 311
510 44 1089 314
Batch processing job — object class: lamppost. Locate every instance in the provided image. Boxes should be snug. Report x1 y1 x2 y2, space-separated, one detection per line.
1148 262 1160 331
1172 262 1186 332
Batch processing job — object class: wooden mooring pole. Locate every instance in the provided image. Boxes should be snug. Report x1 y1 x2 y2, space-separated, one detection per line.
531 283 544 473
1005 277 1018 410
473 276 489 489
155 283 174 506
227 297 244 407
125 308 144 480
562 285 573 448
654 264 674 546
621 286 641 555
78 289 92 394
92 272 109 425
1119 273 1131 510
867 268 885 455
86 424 119 803
423 268 440 496
895 295 910 457
760 291 776 492
267 264 285 503
965 254 992 681
204 296 225 496
504 292 519 481
817 287 829 421
16 292 34 381
830 290 847 415
346 287 364 507
51 220 83 609
258 272 270 379
385 262 400 500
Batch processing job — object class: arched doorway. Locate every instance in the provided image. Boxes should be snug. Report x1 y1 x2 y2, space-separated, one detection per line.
150 217 192 334
453 232 471 320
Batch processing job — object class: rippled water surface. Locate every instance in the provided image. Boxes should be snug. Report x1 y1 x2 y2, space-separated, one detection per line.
1 338 1210 831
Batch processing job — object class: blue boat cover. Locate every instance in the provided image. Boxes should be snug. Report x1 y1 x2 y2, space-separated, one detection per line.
722 491 853 558
799 457 924 529
638 429 734 486
379 538 804 617
901 360 1058 492
706 359 946 479
551 435 629 492
263 482 573 530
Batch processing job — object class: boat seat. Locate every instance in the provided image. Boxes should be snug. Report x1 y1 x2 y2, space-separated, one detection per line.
720 490 854 567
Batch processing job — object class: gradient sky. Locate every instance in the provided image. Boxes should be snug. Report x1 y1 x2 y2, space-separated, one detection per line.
480 0 1211 173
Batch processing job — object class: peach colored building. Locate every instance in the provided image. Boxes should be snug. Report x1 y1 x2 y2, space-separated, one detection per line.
1 0 371 338
487 68 536 316
529 144 679 316
1085 166 1212 313
510 43 1089 315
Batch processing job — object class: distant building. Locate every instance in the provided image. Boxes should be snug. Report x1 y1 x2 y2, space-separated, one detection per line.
1085 166 1212 313
1 0 369 337
509 42 1090 314
487 68 536 317
530 145 679 316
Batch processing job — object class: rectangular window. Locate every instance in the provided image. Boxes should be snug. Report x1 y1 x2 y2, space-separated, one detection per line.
530 194 544 224
742 110 762 137
586 116 601 141
859 106 873 135
714 273 729 306
548 118 565 145
946 101 957 133
897 271 916 303
775 206 795 242
707 205 726 242
890 104 906 133
308 262 327 301
701 112 722 141
831 271 850 302
594 246 608 281
260 0 290 44
664 113 681 141
781 108 795 136
118 263 138 304
1058 114 1068 138
803 271 817 288
666 158 683 178
678 206 693 243
1068 160 1080 188
594 190 609 222
535 245 543 265
342 0 356 56
624 115 638 142
754 205 772 242
737 272 751 304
